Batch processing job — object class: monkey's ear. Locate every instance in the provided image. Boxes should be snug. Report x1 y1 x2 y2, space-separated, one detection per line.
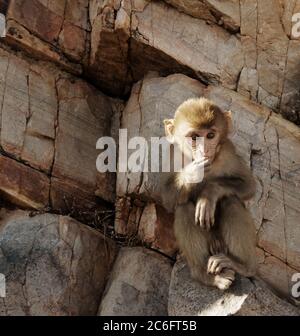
164 119 175 143
224 111 233 134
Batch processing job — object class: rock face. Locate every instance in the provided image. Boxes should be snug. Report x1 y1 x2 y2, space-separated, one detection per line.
168 260 300 316
89 0 244 95
165 0 241 32
0 211 117 316
116 73 300 299
0 156 50 209
0 46 120 212
5 0 89 73
4 0 299 123
99 247 172 316
87 0 300 124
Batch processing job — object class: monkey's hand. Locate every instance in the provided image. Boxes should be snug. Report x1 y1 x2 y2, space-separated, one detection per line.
195 195 217 230
182 159 210 184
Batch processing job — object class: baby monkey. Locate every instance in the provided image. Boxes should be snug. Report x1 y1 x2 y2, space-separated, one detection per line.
162 98 257 290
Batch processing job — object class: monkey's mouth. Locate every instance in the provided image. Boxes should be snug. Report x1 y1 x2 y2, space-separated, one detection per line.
193 155 212 163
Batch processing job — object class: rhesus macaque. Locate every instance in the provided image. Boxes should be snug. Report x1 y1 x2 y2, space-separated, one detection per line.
161 98 257 290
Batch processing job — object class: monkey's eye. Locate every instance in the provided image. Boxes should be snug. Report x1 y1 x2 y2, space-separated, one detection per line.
207 132 215 140
191 134 198 141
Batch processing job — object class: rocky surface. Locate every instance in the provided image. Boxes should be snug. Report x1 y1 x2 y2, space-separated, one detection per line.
4 1 299 123
165 0 241 32
0 156 50 209
89 0 243 95
116 73 300 299
5 0 89 73
0 0 299 315
98 247 172 316
168 260 300 316
0 46 120 212
114 197 177 257
88 0 300 123
0 211 117 316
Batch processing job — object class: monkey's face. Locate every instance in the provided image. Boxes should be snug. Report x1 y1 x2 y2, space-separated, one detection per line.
164 98 231 166
176 122 221 164
188 131 220 164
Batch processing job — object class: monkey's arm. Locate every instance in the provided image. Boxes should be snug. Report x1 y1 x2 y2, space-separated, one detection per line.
207 173 256 201
160 159 210 212
195 173 256 229
202 140 256 202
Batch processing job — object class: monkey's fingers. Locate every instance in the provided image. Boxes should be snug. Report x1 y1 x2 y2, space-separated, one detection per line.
207 254 230 274
193 159 210 167
220 269 235 282
215 261 233 275
195 202 200 226
207 255 216 274
198 202 206 229
214 274 234 291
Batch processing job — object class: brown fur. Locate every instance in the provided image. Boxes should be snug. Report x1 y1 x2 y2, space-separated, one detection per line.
160 98 257 290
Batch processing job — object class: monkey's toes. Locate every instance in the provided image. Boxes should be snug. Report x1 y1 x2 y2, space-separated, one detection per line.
221 269 235 282
207 254 232 274
214 274 234 291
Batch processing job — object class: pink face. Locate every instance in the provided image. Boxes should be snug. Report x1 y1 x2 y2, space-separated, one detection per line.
184 127 220 162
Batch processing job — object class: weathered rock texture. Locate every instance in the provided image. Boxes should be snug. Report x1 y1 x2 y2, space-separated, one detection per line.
165 0 241 32
168 260 300 316
0 211 117 316
116 73 300 299
5 0 90 74
88 0 300 124
99 247 172 316
0 45 120 212
4 0 299 124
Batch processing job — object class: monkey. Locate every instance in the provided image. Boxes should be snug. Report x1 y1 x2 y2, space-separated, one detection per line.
160 98 257 290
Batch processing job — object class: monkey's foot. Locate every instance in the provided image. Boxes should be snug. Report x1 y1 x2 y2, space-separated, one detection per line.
214 269 235 291
207 254 235 275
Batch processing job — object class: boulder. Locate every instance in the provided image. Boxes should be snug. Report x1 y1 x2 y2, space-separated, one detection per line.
0 46 120 211
0 210 117 316
168 259 300 316
51 76 116 209
137 203 177 257
98 247 172 316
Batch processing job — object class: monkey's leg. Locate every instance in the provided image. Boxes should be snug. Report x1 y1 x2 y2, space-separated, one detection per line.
207 197 257 278
174 202 236 290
